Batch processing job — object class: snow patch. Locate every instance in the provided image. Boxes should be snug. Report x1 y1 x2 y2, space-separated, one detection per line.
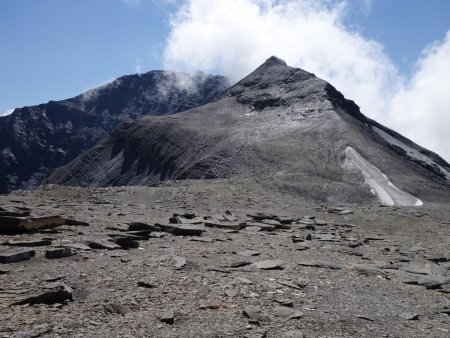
344 146 423 207
0 108 14 117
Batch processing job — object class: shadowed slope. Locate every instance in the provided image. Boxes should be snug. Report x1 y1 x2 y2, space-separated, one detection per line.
0 71 229 193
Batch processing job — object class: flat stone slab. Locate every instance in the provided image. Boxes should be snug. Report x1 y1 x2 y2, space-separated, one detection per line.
252 259 284 270
398 312 418 320
190 237 215 243
45 247 77 259
114 237 140 249
161 224 205 236
315 233 339 242
298 260 344 270
0 216 65 233
127 222 161 232
171 215 205 224
103 302 132 315
64 218 90 226
204 221 244 230
0 207 30 217
244 226 262 232
4 285 73 307
273 306 303 319
64 243 92 251
88 241 122 250
247 212 274 220
4 238 52 247
348 263 385 276
238 250 260 257
245 222 277 231
0 250 36 264
243 305 264 320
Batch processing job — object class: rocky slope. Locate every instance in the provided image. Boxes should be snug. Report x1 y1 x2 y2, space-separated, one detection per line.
0 71 229 194
46 57 450 205
0 183 449 337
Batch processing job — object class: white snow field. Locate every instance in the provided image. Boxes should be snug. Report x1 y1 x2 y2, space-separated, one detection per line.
345 146 423 206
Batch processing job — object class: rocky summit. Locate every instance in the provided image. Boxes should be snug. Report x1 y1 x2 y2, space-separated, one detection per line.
46 56 450 206
0 71 229 194
0 57 449 337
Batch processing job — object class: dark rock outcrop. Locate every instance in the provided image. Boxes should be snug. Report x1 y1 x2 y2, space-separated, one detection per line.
0 71 229 193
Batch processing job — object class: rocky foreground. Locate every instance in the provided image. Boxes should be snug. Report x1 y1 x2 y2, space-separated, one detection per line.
0 180 449 337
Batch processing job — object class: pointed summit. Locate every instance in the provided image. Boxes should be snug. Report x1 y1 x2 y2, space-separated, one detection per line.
229 55 318 94
264 55 287 67
225 56 325 111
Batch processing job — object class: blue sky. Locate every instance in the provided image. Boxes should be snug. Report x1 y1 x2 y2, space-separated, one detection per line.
0 0 448 112
0 0 450 161
347 0 450 71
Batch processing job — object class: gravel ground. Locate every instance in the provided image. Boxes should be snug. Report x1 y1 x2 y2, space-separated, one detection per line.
0 181 449 337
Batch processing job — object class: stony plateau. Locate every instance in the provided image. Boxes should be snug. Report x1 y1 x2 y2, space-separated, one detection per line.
0 183 449 337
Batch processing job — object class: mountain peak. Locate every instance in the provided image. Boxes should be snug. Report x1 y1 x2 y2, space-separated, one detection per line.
264 56 287 67
225 55 325 108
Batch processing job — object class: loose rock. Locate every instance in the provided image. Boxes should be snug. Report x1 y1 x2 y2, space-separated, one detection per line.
0 250 35 264
243 305 264 320
9 285 73 306
127 222 161 232
45 247 77 259
238 250 260 257
103 302 132 315
252 259 284 270
161 223 205 236
298 260 343 270
0 215 65 233
160 309 175 324
172 255 187 269
88 241 122 250
4 238 52 247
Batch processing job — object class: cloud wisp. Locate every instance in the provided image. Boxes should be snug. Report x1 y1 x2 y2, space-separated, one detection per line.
80 79 123 102
0 109 15 117
163 0 450 162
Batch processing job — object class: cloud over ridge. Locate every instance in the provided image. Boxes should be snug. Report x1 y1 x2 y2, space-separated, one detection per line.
163 0 450 162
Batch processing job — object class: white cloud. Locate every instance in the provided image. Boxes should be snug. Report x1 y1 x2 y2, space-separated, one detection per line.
80 79 122 102
156 70 209 99
133 58 143 74
163 0 450 162
388 31 450 162
0 108 14 117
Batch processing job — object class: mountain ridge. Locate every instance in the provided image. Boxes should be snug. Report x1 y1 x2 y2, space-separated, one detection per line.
0 70 229 194
45 57 450 205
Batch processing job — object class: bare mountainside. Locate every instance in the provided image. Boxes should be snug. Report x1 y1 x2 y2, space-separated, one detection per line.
46 57 450 206
0 71 229 194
